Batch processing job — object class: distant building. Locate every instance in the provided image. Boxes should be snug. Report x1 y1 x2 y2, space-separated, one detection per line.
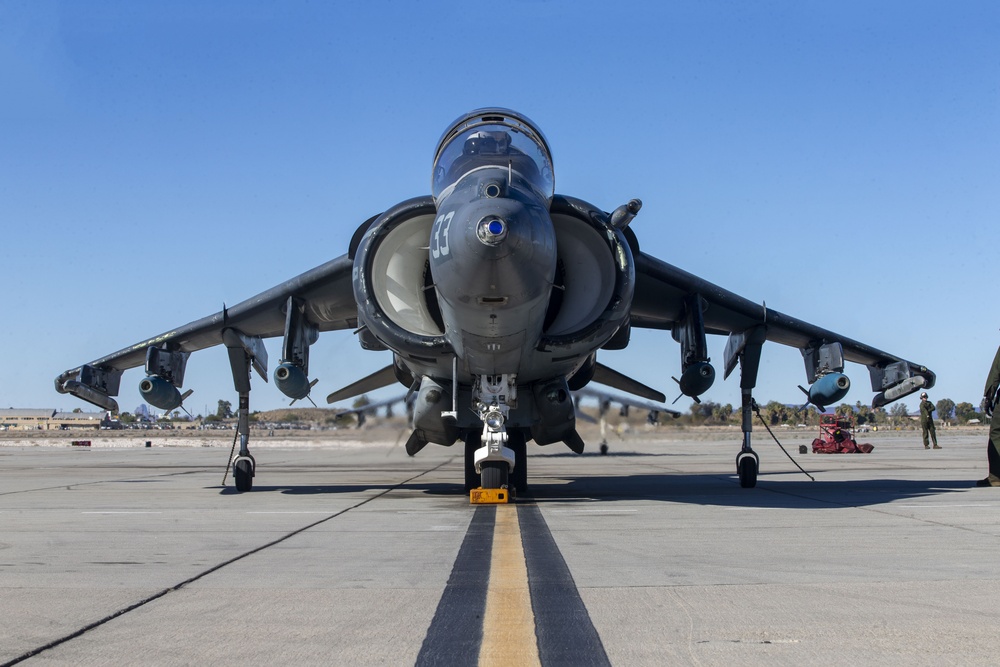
0 409 105 431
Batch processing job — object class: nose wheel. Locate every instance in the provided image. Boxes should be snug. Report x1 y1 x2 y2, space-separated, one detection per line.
480 461 509 489
468 429 526 493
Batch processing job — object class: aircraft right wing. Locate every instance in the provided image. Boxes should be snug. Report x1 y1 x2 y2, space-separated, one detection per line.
627 248 935 408
55 253 358 412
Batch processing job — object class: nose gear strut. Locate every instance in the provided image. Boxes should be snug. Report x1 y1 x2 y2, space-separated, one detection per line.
472 374 517 490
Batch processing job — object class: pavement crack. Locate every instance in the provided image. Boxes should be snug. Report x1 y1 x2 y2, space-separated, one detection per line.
0 460 449 667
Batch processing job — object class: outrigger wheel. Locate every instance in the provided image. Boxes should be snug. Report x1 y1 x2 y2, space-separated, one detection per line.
736 450 759 488
233 456 255 492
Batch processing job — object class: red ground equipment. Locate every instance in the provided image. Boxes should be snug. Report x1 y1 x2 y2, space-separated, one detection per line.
811 414 874 454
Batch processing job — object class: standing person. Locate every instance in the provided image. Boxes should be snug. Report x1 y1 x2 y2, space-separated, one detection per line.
978 344 1000 487
919 392 940 449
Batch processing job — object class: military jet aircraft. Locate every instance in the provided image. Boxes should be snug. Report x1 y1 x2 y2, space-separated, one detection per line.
55 108 935 493
572 386 681 454
331 392 415 428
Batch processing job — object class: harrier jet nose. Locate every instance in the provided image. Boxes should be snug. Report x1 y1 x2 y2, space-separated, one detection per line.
477 217 508 246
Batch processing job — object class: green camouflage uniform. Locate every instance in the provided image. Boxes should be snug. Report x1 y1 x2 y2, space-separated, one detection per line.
919 398 938 448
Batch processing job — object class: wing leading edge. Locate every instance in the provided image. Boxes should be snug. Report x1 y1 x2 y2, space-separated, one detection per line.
55 253 357 412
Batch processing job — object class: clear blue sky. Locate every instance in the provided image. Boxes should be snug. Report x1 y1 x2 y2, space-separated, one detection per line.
2 0 998 417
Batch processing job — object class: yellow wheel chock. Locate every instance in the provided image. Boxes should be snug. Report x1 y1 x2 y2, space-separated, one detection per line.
470 487 511 504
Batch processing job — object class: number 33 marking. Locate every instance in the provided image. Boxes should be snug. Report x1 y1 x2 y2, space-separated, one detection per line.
431 211 454 259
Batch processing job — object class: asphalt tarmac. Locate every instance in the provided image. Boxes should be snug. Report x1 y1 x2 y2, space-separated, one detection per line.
2 428 999 666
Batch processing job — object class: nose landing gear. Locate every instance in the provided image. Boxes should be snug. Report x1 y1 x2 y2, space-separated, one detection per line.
469 374 525 496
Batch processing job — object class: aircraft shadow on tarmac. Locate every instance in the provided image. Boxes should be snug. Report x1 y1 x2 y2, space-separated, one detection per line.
216 482 465 497
523 474 975 509
217 474 974 509
536 451 678 458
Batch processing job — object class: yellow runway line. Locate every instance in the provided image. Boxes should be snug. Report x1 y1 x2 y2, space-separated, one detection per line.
479 506 541 667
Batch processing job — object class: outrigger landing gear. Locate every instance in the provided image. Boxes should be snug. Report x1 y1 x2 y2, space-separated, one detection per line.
735 385 762 489
222 328 267 493
232 392 256 492
727 326 766 489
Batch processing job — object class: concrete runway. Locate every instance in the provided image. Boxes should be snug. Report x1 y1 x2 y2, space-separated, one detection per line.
2 428 999 666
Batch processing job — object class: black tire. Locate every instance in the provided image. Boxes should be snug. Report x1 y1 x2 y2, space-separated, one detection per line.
464 433 480 492
481 461 508 489
738 456 757 488
509 430 527 493
234 458 253 492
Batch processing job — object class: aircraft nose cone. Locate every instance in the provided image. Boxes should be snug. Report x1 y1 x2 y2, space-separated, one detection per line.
477 216 508 246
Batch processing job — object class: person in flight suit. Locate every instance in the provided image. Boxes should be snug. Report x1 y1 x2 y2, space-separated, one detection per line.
977 343 1000 487
919 392 940 449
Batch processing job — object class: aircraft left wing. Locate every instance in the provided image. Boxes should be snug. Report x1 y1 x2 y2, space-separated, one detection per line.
55 253 357 412
628 249 935 408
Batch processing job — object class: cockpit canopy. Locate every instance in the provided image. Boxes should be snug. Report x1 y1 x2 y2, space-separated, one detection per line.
432 108 554 204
